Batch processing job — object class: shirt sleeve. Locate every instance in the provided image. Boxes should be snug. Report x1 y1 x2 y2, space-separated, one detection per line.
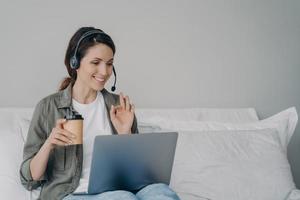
19 99 49 190
131 114 139 134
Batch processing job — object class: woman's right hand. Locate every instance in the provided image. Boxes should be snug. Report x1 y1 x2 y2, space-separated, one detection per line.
45 118 76 150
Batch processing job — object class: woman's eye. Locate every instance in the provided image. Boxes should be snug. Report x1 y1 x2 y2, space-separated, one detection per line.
91 62 113 66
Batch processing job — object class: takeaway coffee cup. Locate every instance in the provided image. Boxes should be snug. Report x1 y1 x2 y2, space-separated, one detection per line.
63 109 84 144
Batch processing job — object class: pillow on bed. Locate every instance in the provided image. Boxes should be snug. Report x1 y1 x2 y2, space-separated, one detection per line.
0 129 28 199
170 129 296 200
136 108 258 123
137 122 162 133
142 107 298 149
136 107 259 134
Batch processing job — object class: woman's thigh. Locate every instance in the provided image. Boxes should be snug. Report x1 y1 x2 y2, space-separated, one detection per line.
136 183 180 200
63 190 138 200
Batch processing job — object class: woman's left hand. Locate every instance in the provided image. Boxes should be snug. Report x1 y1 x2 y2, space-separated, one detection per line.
110 92 135 134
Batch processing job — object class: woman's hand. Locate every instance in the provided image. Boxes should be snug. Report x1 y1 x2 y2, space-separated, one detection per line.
45 118 76 150
110 92 135 134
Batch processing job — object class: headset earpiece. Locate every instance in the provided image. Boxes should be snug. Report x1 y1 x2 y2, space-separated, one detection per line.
70 30 104 70
70 56 79 69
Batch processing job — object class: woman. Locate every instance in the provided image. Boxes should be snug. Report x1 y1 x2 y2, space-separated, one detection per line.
19 27 180 200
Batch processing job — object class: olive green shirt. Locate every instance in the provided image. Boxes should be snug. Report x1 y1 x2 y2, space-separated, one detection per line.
19 83 139 200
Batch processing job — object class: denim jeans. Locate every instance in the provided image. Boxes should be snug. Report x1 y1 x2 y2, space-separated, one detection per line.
63 183 180 200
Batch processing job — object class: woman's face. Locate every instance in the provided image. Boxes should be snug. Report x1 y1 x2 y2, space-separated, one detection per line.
76 43 114 91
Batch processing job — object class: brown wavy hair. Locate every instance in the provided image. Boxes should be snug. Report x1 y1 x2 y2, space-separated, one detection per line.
59 27 116 91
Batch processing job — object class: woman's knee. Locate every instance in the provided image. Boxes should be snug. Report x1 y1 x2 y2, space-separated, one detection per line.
136 183 180 200
96 190 138 200
63 191 138 200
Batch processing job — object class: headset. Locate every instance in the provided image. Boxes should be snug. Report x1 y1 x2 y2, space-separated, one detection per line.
70 30 117 92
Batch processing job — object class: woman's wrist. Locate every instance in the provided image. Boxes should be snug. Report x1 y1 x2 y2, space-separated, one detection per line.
44 138 55 151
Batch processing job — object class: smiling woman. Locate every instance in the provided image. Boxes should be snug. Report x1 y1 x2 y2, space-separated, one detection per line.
60 27 116 93
72 43 114 102
19 26 180 200
80 44 113 85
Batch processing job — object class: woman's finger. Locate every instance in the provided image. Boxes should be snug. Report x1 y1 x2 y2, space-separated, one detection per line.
125 95 130 111
53 138 69 146
56 118 67 128
114 105 122 110
56 127 76 139
130 104 135 113
54 131 73 144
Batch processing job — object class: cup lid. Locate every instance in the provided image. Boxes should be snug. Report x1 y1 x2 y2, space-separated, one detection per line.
64 108 84 120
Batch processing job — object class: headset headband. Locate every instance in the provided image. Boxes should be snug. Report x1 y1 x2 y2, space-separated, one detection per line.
73 30 105 60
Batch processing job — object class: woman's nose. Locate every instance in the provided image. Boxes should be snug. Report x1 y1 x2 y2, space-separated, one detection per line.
98 63 109 75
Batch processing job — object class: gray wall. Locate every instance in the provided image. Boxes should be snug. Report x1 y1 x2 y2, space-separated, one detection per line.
0 0 299 187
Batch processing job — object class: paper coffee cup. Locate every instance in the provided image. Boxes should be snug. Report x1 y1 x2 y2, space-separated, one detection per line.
63 109 84 145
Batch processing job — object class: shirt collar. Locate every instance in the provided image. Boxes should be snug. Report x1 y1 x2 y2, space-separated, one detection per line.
57 82 110 109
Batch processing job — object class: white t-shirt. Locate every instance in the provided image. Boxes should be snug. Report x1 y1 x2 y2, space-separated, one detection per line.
72 91 112 193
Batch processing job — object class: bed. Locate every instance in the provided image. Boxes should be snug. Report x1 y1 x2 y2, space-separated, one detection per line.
0 107 299 200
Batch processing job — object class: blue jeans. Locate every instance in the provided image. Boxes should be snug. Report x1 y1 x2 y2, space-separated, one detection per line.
63 183 180 200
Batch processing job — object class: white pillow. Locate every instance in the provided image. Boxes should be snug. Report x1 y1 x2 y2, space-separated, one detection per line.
0 129 29 199
286 189 300 200
170 129 296 200
136 108 258 123
137 122 162 133
142 107 298 149
0 175 28 200
261 107 298 145
19 118 31 143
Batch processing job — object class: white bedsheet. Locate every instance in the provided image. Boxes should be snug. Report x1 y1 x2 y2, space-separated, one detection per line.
286 189 300 200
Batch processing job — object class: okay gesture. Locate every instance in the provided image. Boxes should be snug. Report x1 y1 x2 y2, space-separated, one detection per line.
110 92 135 134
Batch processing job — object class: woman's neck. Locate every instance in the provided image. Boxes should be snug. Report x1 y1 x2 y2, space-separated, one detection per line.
72 80 97 104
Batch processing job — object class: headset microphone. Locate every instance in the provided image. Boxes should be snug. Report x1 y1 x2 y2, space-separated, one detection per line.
111 66 117 92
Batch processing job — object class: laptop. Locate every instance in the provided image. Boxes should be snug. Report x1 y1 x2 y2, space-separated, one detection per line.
74 132 178 195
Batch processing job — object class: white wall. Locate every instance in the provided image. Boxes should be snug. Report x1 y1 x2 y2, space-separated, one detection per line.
0 0 300 187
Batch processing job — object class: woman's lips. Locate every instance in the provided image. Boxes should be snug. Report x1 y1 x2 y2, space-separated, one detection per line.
93 76 105 83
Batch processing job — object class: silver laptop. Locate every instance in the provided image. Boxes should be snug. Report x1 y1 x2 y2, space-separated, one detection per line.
76 132 178 195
